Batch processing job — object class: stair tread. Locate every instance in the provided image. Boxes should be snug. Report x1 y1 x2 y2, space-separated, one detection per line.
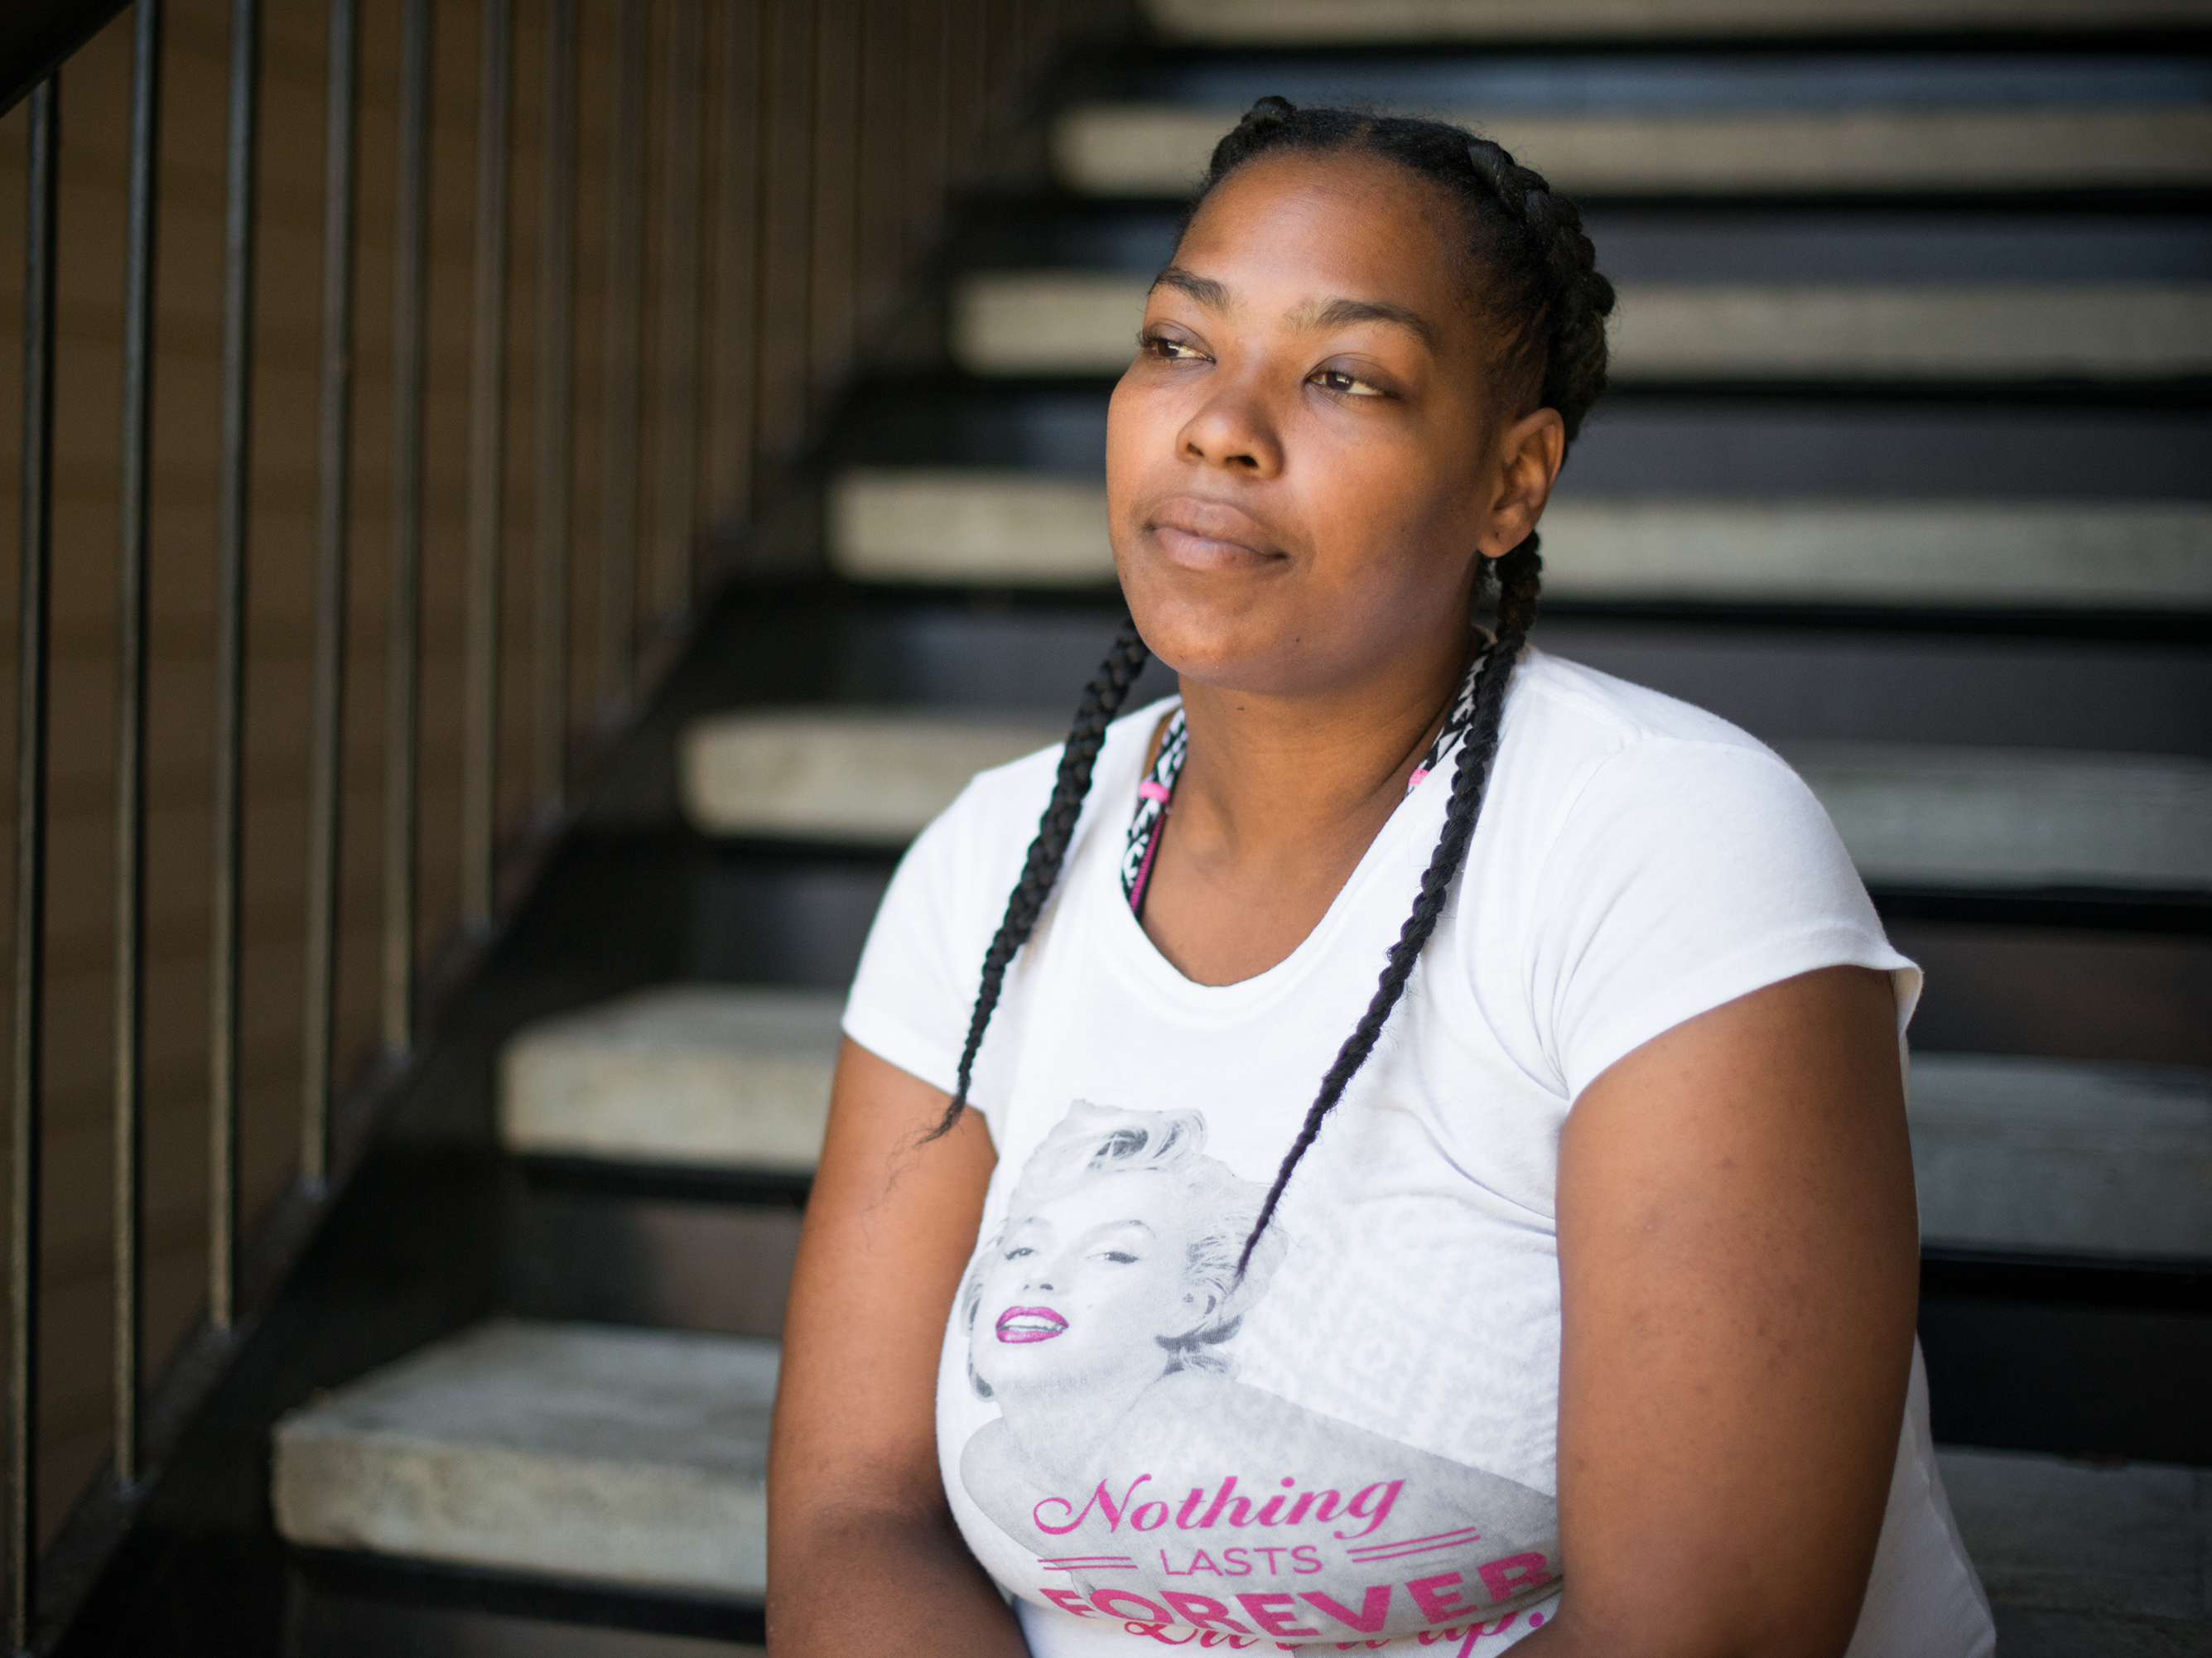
953 270 2212 381
1053 102 2212 197
503 986 845 1171
1779 742 2212 891
1909 1054 2212 1258
1936 1446 2211 1624
671 679 2212 889
1140 0 2212 44
273 1324 2204 1624
829 470 2212 610
273 1321 778 1598
681 708 1064 841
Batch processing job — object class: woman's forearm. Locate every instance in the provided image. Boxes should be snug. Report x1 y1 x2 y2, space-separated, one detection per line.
767 1501 1029 1657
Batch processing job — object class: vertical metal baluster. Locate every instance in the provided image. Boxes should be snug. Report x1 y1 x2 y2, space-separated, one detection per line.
113 0 162 1487
706 0 762 542
383 0 432 1054
655 0 702 619
598 0 646 717
807 0 856 412
302 0 358 1188
533 0 576 821
854 0 896 339
209 0 260 1334
10 75 59 1656
943 0 976 190
462 0 512 933
904 0 947 268
754 0 813 474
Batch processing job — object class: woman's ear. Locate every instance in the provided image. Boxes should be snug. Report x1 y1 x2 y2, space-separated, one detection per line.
1480 407 1565 560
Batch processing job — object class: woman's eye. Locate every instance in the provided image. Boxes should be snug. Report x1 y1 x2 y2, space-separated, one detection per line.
1004 1246 1033 1260
1313 366 1386 398
1142 331 1203 363
1099 1250 1139 1265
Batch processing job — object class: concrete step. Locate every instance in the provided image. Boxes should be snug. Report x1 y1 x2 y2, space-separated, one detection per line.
952 269 2212 380
1053 102 2212 198
500 997 2205 1264
501 986 844 1173
1142 0 2212 43
827 470 2212 610
1910 1055 2212 1259
269 1324 2205 1636
679 708 1063 841
272 1321 778 1598
1935 1446 2210 1645
1781 742 2212 892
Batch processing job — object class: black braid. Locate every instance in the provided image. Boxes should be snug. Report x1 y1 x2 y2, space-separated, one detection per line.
925 619 1153 1140
1238 537 1543 1274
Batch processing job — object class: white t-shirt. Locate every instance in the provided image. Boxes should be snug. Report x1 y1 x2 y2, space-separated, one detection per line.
843 648 1994 1657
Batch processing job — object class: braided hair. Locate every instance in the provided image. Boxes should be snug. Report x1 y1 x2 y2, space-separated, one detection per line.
932 101 1614 1270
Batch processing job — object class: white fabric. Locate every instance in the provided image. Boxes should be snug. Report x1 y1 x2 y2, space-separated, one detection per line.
844 648 1993 1656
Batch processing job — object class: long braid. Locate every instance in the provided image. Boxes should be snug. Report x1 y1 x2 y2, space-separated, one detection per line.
1238 538 1544 1273
925 619 1152 1140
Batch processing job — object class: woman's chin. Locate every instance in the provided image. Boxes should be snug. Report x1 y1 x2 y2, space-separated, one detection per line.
1123 592 1305 697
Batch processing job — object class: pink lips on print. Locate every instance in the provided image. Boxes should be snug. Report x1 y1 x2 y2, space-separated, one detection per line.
995 1305 1068 1343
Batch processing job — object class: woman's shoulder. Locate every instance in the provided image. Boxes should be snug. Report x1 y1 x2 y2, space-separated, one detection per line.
1510 647 1776 765
1496 646 1841 860
1498 647 1814 824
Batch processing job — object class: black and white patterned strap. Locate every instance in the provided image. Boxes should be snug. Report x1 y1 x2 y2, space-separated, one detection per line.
1119 654 1485 914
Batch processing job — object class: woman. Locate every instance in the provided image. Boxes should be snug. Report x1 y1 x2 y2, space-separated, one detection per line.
768 100 1994 1657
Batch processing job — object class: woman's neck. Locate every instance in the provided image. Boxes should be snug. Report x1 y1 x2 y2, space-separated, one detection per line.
1140 631 1477 987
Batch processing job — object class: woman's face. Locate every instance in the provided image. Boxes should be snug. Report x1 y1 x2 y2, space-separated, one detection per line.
1105 148 1561 701
971 1173 1212 1405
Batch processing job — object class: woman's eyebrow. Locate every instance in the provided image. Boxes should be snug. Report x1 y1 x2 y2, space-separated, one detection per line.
1295 295 1439 351
1152 265 1231 310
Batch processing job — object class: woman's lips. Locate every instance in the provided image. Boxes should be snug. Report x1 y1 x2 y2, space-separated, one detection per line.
1147 499 1279 571
995 1305 1068 1344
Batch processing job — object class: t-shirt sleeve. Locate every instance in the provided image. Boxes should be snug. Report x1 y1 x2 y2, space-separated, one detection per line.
1530 736 1919 1101
841 764 1044 1103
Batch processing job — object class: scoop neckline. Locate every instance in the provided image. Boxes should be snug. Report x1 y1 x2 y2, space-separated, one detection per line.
1090 702 1450 1015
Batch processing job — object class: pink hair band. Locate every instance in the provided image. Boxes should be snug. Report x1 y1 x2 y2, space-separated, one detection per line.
1137 780 1172 802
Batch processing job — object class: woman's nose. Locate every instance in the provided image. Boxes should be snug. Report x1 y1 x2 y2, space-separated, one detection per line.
1177 374 1284 478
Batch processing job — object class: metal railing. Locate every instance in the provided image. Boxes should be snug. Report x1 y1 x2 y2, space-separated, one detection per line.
0 0 1114 1644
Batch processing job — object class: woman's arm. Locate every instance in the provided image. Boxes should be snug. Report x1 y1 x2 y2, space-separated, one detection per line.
1518 965 1920 1658
766 1039 1027 1656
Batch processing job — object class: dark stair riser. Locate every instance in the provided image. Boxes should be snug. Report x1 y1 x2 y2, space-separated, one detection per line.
952 204 2212 282
826 382 2212 502
830 602 2212 757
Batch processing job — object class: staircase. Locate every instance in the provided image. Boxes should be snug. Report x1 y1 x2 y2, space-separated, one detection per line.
59 3 2211 1653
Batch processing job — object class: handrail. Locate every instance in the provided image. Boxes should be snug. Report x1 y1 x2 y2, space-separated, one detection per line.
0 2 131 119
1 2 1119 1646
